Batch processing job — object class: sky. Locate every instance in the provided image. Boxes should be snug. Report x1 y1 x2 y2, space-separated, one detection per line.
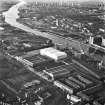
0 0 104 3
23 0 105 3
0 0 104 7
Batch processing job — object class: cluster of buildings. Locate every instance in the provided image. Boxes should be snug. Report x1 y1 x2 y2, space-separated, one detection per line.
1 23 105 104
17 1 105 72
41 15 91 36
0 1 105 105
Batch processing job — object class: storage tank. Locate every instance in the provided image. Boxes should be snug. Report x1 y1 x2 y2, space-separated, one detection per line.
40 47 67 61
102 38 105 47
89 36 94 44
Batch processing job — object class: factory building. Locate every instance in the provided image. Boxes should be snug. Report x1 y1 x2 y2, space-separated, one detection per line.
40 47 67 61
89 35 105 70
89 35 105 48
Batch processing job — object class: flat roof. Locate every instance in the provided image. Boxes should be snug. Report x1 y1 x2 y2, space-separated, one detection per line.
24 54 53 64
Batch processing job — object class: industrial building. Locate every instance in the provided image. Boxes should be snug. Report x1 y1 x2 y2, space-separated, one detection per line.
40 47 67 61
0 0 105 104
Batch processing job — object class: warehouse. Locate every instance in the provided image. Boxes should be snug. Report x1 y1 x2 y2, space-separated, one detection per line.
40 47 67 61
22 54 54 70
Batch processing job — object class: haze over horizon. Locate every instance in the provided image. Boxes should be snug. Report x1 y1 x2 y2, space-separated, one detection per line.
0 0 104 11
23 0 105 3
0 0 104 4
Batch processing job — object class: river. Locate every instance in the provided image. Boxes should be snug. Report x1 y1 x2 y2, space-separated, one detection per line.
2 0 88 53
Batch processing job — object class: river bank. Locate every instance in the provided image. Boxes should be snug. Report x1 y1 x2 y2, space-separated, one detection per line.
2 0 89 53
